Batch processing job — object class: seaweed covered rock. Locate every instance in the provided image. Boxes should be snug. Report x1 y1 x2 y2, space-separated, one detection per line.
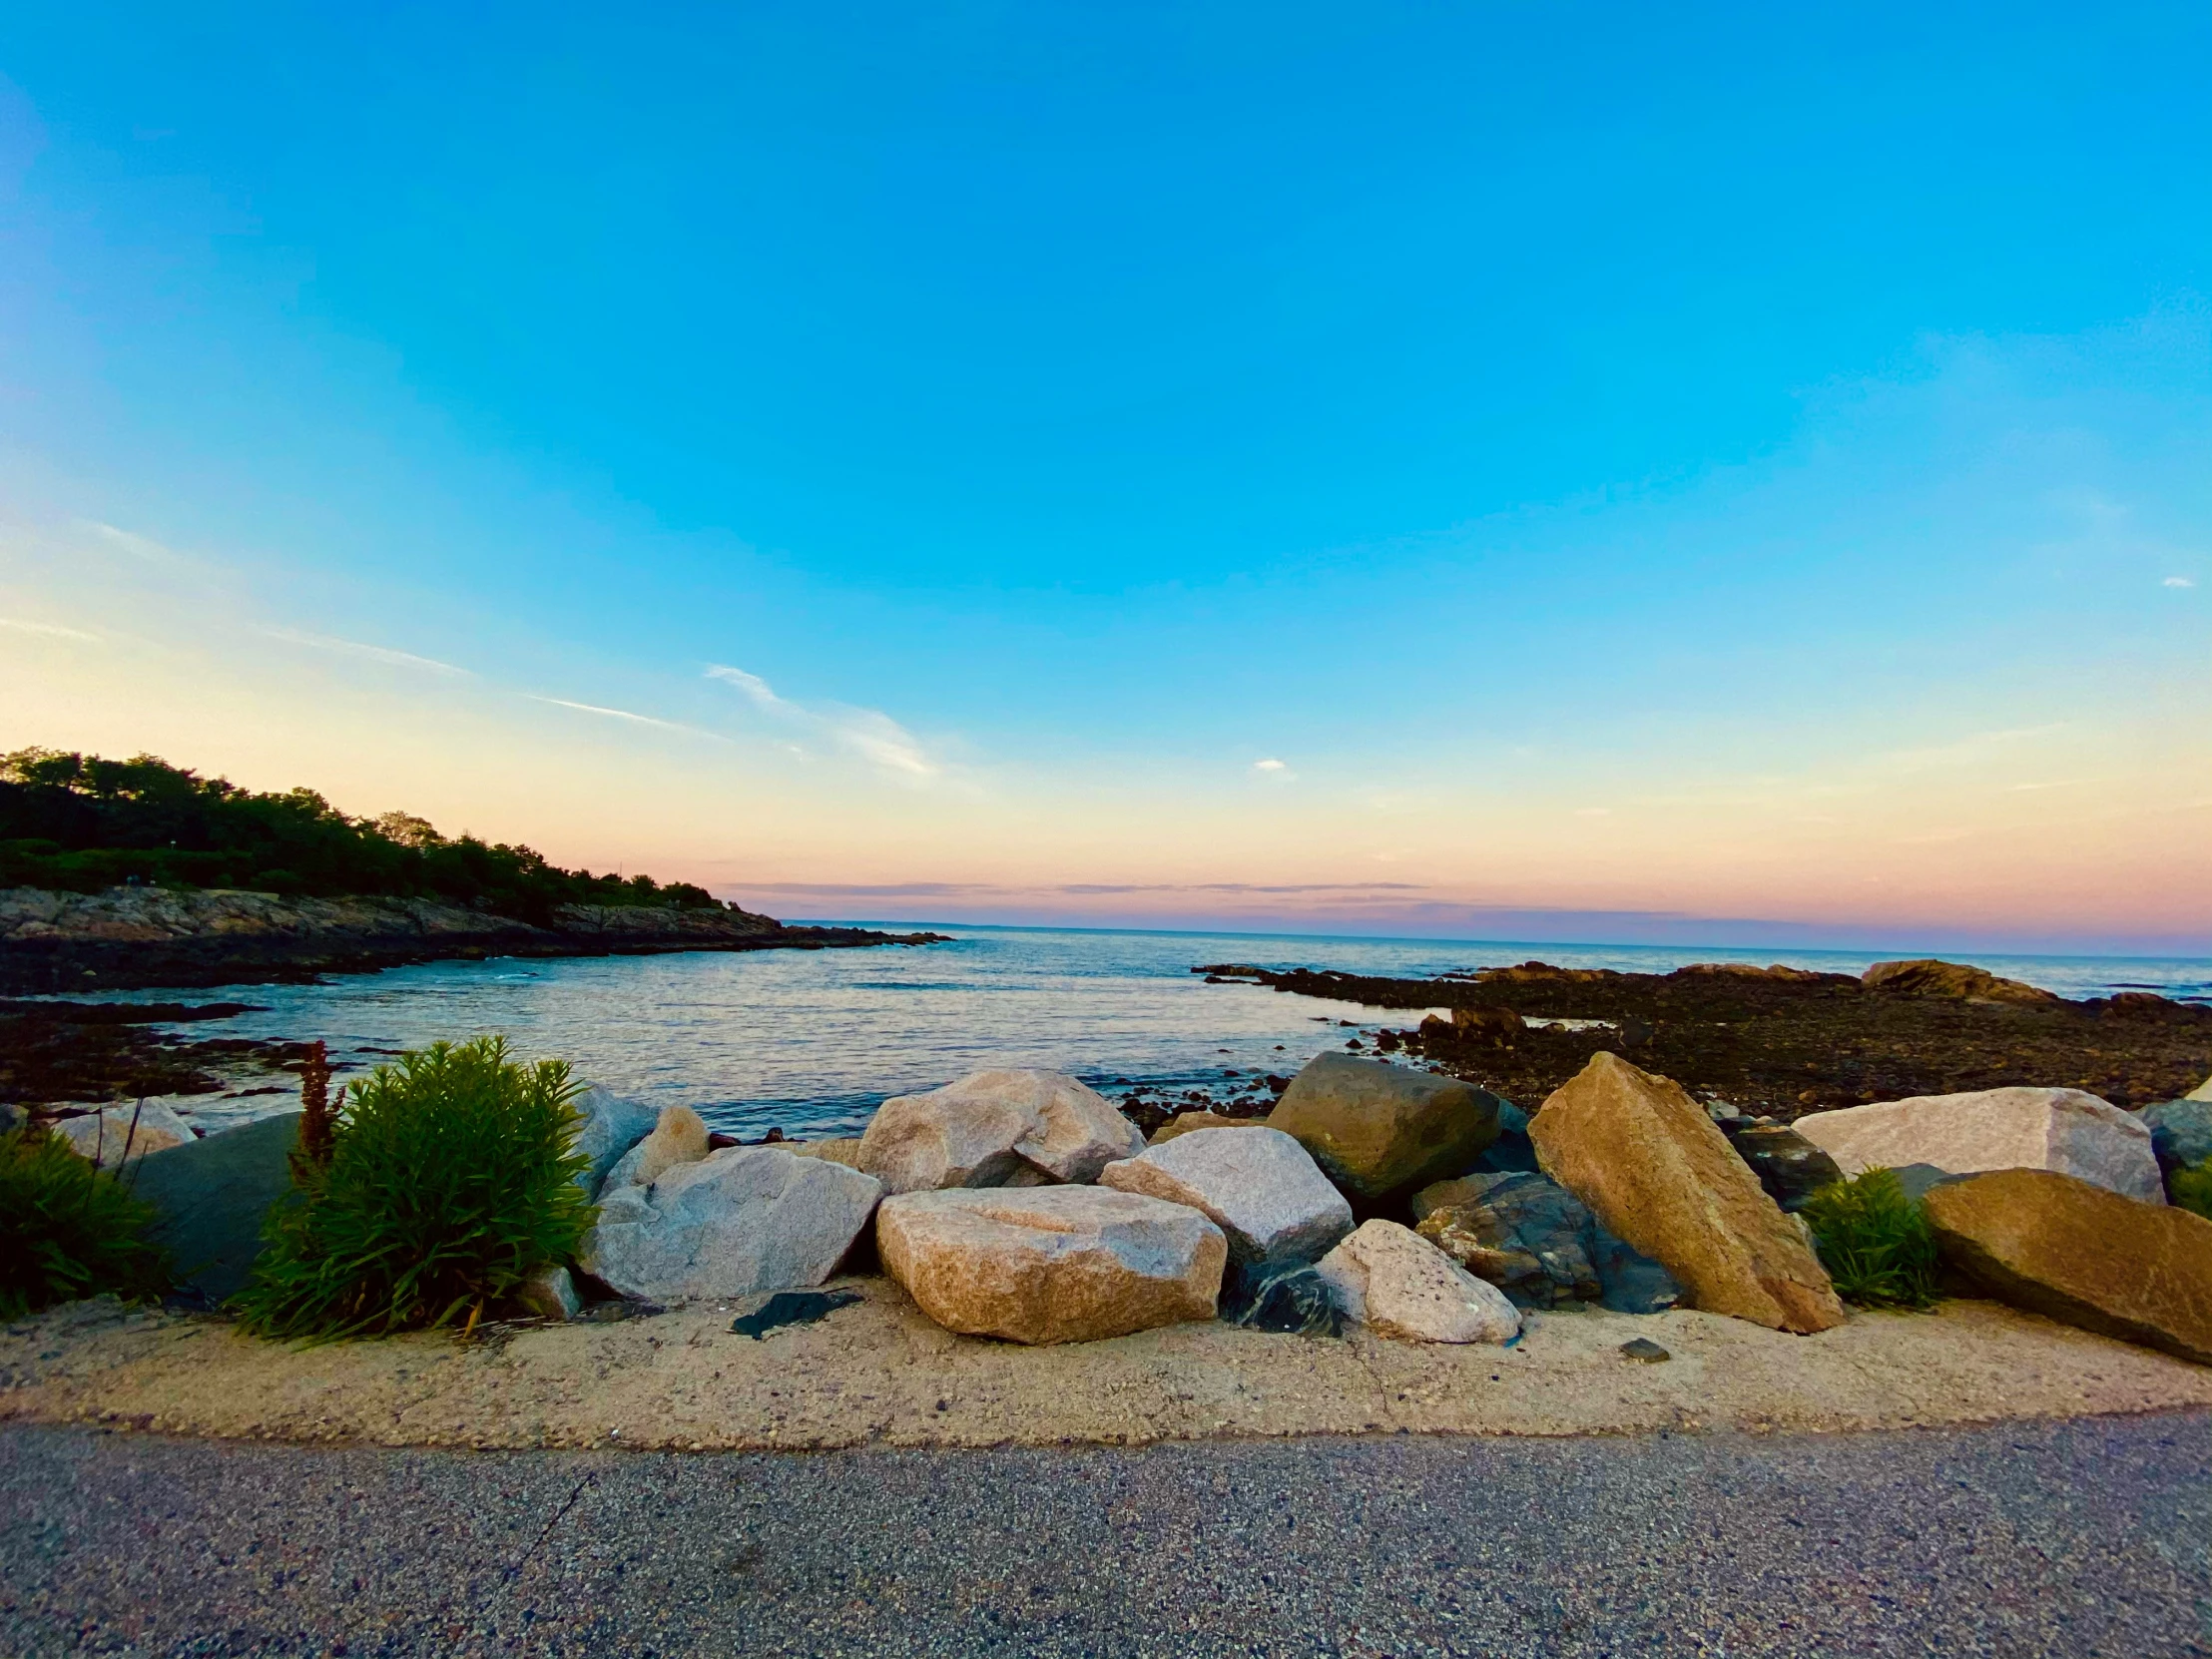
1411 1170 1679 1312
1314 1219 1519 1344
857 1069 1144 1196
876 1185 1224 1345
1099 1126 1352 1265
1528 1053 1844 1334
1266 1054 1500 1201
1924 1168 2212 1365
582 1146 881 1302
1793 1087 2162 1204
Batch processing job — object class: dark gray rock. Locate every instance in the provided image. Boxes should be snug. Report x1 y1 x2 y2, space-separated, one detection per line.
1892 1163 1967 1205
1725 1123 1844 1212
1467 1100 1540 1174
1620 1337 1671 1363
1411 1170 1680 1314
729 1289 863 1339
1219 1260 1344 1337
127 1112 302 1306
2139 1100 2212 1177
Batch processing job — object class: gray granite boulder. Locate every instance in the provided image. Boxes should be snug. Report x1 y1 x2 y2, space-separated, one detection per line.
1099 1126 1353 1265
1314 1219 1519 1344
857 1068 1143 1195
53 1103 197 1166
128 1112 302 1305
581 1146 882 1302
571 1083 658 1199
1794 1086 2162 1205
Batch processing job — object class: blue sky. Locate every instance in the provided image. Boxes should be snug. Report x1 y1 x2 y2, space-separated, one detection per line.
2 3 2208 950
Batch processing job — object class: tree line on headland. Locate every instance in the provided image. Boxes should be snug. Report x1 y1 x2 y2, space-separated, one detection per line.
0 749 721 923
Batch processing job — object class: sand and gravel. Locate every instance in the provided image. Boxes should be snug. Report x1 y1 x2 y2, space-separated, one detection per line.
6 1279 2208 1452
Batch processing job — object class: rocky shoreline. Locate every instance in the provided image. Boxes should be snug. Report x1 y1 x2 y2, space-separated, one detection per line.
0 885 946 994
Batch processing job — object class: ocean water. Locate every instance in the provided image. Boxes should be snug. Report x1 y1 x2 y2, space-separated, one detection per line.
113 924 2212 1138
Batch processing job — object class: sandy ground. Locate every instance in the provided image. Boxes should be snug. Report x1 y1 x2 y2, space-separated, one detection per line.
5 1278 2208 1452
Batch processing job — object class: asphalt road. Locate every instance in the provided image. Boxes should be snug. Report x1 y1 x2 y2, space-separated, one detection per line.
4 1411 2209 1658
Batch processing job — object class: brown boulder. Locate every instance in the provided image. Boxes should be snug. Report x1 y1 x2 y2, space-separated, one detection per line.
1924 1169 2212 1365
1266 1053 1500 1200
1527 1052 1845 1334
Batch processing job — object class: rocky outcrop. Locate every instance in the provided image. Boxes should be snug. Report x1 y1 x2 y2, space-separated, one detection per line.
875 1186 1225 1345
856 1069 1144 1195
1924 1169 2212 1365
130 1111 302 1304
602 1105 710 1193
1314 1220 1520 1344
1099 1126 1353 1265
1266 1054 1501 1201
0 884 944 993
2140 1100 2212 1177
571 1085 658 1199
1528 1053 1845 1334
1411 1170 1680 1313
1793 1087 2164 1204
52 1102 197 1164
1861 958 2058 1004
580 1146 881 1302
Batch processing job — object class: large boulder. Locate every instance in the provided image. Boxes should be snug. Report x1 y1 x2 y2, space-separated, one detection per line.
1861 958 2058 1004
857 1069 1144 1196
571 1083 658 1199
1099 1126 1353 1265
1924 1169 2212 1365
875 1186 1225 1345
1314 1220 1519 1344
580 1146 881 1302
1793 1087 2163 1204
601 1105 710 1194
1265 1054 1500 1201
129 1112 302 1305
2140 1100 2212 1177
1528 1053 1845 1334
1411 1170 1680 1313
53 1103 196 1165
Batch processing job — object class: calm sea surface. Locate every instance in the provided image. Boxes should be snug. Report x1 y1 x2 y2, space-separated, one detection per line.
119 925 2212 1138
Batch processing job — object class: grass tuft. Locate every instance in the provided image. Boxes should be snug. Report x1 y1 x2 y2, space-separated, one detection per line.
231 1036 595 1341
2171 1160 2212 1221
0 1124 173 1319
1801 1166 1942 1311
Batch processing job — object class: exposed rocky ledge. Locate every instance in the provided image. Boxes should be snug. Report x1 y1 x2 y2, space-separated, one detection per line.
0 886 945 993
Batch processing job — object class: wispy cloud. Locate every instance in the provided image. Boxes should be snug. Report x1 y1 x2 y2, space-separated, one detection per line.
0 617 99 641
2166 576 2197 588
528 696 725 740
263 628 470 676
706 663 936 777
80 522 188 563
1252 757 1296 782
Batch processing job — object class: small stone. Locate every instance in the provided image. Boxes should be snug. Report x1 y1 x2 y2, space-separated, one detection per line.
515 1263 581 1323
1619 1338 1671 1364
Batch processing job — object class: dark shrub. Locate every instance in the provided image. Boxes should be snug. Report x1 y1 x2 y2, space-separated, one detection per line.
232 1037 594 1340
1801 1166 1942 1311
0 1126 173 1318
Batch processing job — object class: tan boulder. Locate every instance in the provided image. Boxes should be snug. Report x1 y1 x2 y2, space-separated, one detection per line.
875 1186 1225 1345
53 1104 197 1165
1924 1169 2212 1365
600 1105 710 1193
1149 1111 1266 1145
857 1069 1144 1195
788 1137 866 1168
1794 1087 2162 1204
1266 1053 1500 1200
1314 1220 1519 1344
1527 1053 1845 1334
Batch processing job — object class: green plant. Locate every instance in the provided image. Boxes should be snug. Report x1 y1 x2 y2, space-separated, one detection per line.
1801 1166 1942 1311
232 1036 595 1341
2172 1159 2212 1221
0 1124 173 1318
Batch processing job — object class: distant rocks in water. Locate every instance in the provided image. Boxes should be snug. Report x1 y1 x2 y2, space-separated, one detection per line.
1529 1053 1845 1334
1793 1087 2163 1205
1100 1125 1353 1266
875 1185 1226 1346
1925 1169 2212 1365
1315 1220 1520 1345
50 1102 197 1164
1860 958 2059 1005
857 1068 1145 1195
580 1146 882 1302
1266 1053 1502 1201
1410 1170 1679 1314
